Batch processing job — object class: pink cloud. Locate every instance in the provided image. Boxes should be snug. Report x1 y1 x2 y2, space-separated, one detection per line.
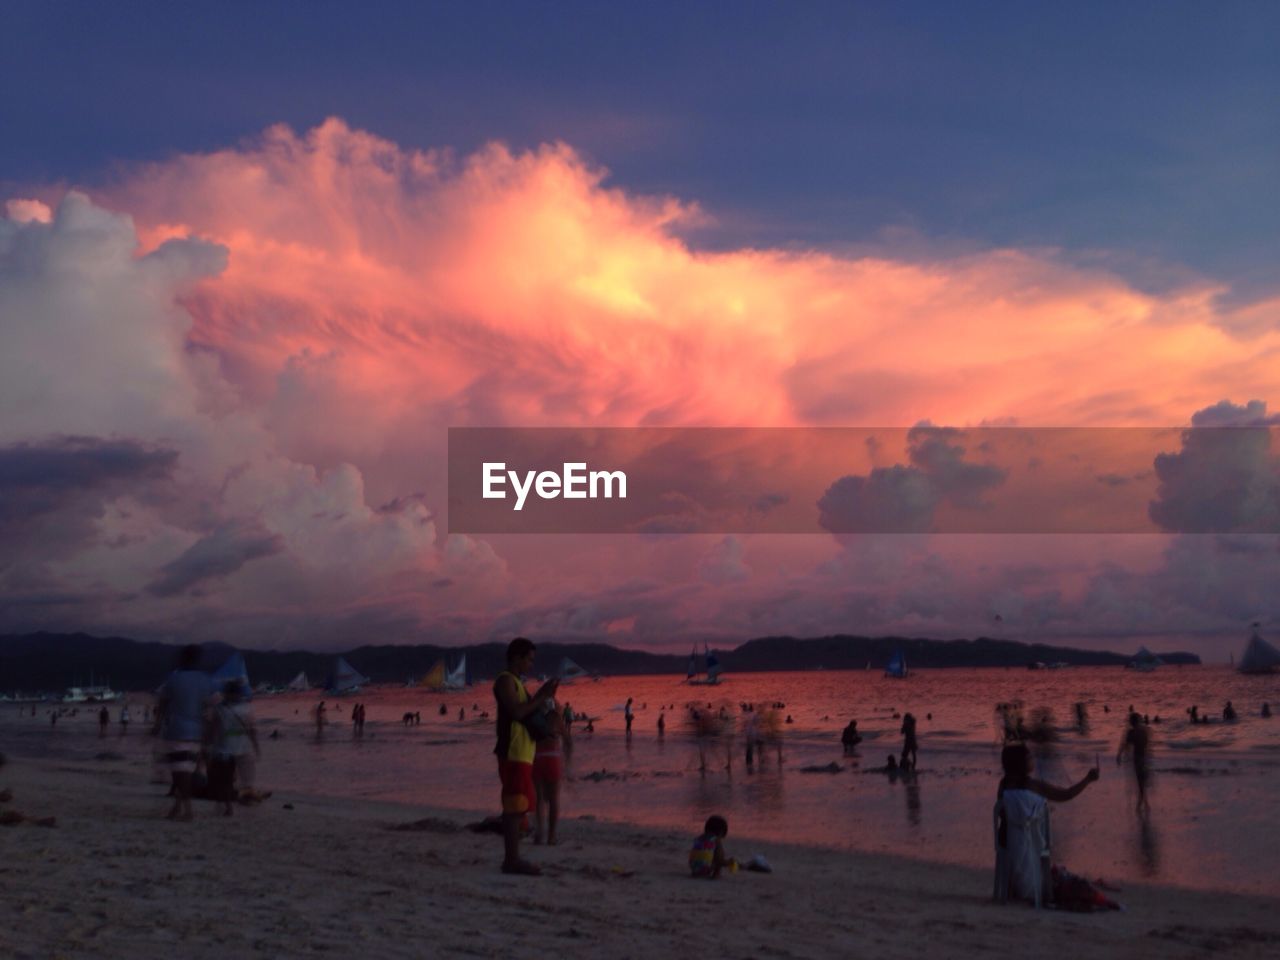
4 119 1279 651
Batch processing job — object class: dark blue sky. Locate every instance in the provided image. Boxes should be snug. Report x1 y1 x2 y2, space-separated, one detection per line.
4 0 1277 302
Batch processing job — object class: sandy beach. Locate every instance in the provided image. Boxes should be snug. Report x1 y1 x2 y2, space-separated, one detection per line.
3 745 1279 960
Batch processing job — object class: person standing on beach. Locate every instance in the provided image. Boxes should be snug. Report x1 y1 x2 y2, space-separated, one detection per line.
900 712 918 769
533 698 571 846
744 709 760 767
314 701 327 739
493 637 558 875
119 703 130 736
155 644 215 822
209 680 260 815
1116 711 1151 813
98 706 109 738
624 698 634 735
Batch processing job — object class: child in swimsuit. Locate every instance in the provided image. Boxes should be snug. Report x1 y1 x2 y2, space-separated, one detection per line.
689 814 736 878
533 699 571 845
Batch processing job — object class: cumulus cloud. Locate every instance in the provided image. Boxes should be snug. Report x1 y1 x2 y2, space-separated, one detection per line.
1149 400 1280 533
0 186 468 644
5 119 1280 650
817 426 1006 533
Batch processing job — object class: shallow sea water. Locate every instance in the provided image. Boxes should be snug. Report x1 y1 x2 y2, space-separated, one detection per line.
5 665 1278 896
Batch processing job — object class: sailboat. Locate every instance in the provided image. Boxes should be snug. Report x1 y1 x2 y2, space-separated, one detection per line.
1126 647 1163 672
687 644 723 685
325 656 369 694
1238 626 1280 675
884 647 908 679
557 657 592 683
421 655 469 691
213 652 252 698
420 660 447 690
443 654 468 689
285 671 310 692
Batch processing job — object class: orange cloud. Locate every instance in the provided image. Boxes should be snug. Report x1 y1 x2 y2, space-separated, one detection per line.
7 119 1278 649
103 119 1279 456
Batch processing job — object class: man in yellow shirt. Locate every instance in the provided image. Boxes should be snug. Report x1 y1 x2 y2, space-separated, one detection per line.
493 637 558 875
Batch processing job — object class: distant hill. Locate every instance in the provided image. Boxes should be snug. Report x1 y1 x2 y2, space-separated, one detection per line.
0 631 1200 694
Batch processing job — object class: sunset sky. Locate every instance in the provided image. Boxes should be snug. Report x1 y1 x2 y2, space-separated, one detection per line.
2 2 1277 658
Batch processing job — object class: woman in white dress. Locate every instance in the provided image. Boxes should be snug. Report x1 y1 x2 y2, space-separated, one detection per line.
994 742 1098 906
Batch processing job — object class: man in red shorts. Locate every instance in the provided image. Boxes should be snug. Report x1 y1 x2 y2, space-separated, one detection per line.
493 637 558 875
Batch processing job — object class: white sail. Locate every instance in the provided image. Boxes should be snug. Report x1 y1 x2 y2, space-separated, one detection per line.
285 671 310 692
558 657 591 683
1239 630 1280 675
326 656 369 694
443 654 468 690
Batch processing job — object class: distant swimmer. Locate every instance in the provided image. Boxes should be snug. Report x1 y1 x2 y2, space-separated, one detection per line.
1222 701 1238 722
841 720 861 755
899 712 918 768
1263 702 1272 719
1116 711 1151 814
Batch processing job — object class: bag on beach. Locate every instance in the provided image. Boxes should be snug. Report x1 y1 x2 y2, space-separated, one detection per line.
1050 865 1122 912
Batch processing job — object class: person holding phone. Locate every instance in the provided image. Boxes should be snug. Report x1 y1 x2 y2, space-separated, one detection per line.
493 637 558 875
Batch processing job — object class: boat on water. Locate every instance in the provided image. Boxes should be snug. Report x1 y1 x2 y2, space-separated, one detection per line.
284 671 310 692
325 656 370 695
884 648 908 679
686 644 723 685
1126 647 1164 672
62 684 119 703
557 656 597 683
420 654 469 691
1238 627 1280 675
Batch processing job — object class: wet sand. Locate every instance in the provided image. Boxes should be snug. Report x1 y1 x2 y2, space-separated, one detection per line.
2 749 1279 960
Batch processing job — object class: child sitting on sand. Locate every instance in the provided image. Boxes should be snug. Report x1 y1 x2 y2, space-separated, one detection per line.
689 815 736 878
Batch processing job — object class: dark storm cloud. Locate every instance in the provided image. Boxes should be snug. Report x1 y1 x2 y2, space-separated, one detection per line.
0 436 177 562
146 521 284 598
